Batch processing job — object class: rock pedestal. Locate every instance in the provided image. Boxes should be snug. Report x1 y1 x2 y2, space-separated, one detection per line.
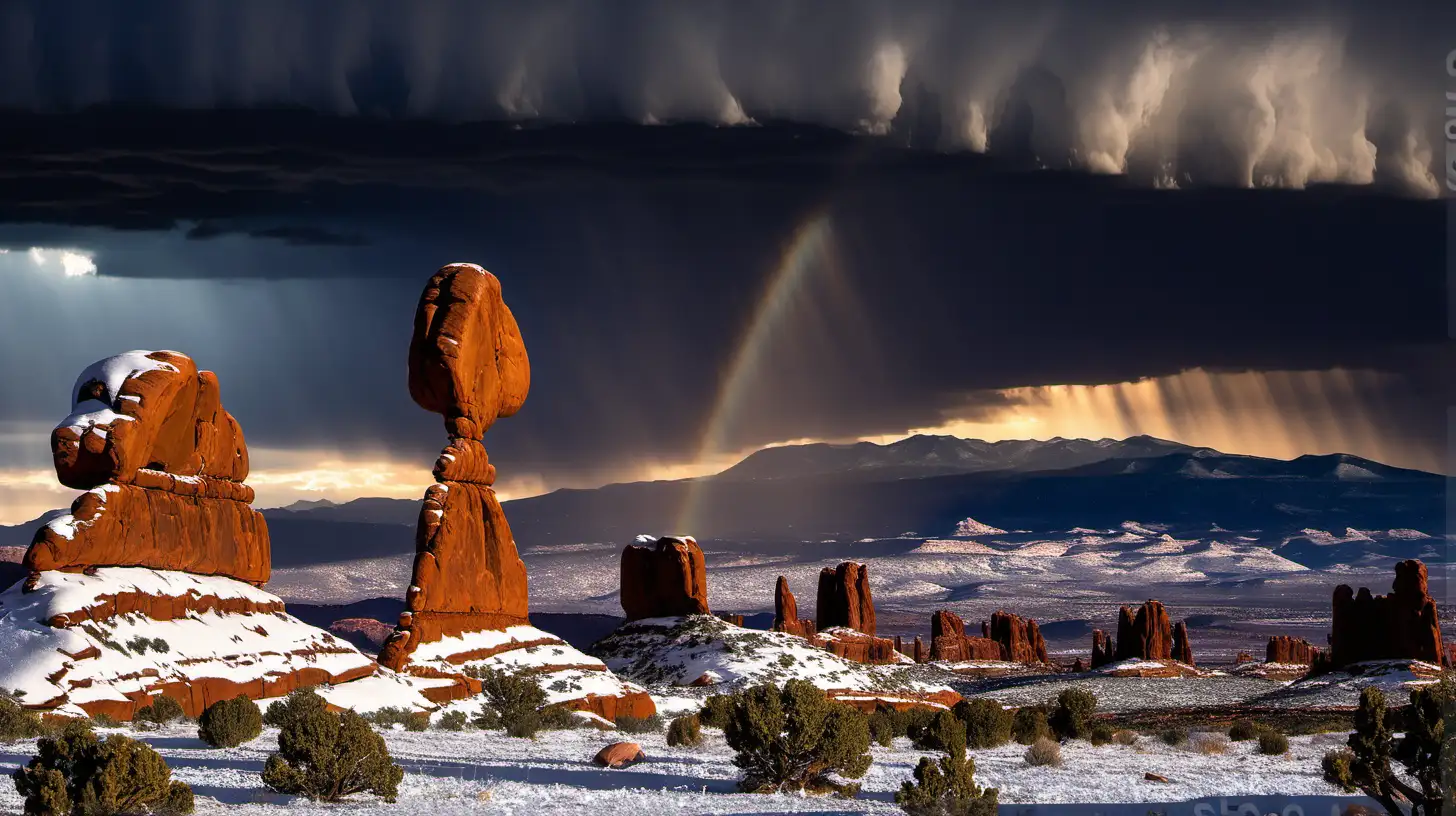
816 562 877 635
378 264 653 721
772 576 816 639
1327 559 1443 669
1091 629 1115 668
619 536 710 621
2 351 374 719
1171 621 1194 666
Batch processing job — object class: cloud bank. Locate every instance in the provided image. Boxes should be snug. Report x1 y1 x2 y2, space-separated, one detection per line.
0 0 1448 195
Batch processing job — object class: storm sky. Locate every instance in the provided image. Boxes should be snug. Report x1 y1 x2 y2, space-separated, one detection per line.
0 0 1450 523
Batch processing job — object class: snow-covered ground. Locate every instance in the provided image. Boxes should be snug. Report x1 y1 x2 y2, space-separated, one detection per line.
0 717 1362 815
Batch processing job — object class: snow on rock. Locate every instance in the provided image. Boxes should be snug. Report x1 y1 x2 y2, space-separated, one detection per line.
594 615 957 709
72 350 181 405
0 568 376 720
951 517 1008 537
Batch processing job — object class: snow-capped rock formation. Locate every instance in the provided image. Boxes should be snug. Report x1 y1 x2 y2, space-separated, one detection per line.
620 535 710 621
952 517 1008 537
0 352 375 718
27 350 267 584
377 264 652 721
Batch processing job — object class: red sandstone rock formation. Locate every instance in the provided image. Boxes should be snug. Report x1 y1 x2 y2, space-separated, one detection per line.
1071 658 1087 672
928 610 1003 662
816 562 876 635
619 536 710 622
1091 629 1115 668
987 610 1048 663
409 263 530 441
1267 635 1319 665
772 576 816 639
818 628 903 664
378 264 654 722
1327 559 1443 669
1235 652 1256 665
25 351 267 584
1171 621 1194 665
1114 600 1173 661
912 636 926 663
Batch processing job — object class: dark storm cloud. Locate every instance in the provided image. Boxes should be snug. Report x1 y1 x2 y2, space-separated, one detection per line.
0 114 1444 483
185 222 369 247
0 0 1450 195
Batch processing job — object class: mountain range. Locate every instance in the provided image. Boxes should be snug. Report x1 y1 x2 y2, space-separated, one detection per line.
1 435 1442 567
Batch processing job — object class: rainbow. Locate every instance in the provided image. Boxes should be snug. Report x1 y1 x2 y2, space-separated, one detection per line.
674 213 837 534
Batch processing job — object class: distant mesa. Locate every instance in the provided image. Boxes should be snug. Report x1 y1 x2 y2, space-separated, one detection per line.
620 535 710 622
952 517 1007 537
1266 635 1319 665
0 350 375 719
380 263 652 722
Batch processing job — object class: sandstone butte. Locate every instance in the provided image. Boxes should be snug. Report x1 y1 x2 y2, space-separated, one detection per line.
927 610 1003 662
5 351 375 719
378 263 654 722
619 535 711 621
1324 558 1443 670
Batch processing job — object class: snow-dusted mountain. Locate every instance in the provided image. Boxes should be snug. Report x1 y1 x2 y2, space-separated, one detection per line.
717 434 1203 481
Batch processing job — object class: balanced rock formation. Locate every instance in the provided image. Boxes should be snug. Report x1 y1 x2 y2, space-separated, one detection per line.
772 576 816 639
1327 559 1443 669
620 536 710 621
26 351 267 584
1090 629 1115 668
378 264 653 721
987 610 1048 663
1267 636 1319 665
0 352 375 719
816 562 876 635
928 610 1003 662
1171 621 1195 666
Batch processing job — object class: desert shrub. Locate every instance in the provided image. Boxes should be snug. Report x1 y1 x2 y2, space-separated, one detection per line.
869 706 936 748
667 715 703 747
13 724 194 815
896 706 998 816
437 710 468 732
1113 729 1138 746
197 696 262 748
89 714 119 729
1191 733 1229 755
912 710 967 753
1228 719 1259 741
1323 748 1357 792
263 688 326 730
954 699 1013 749
1011 707 1051 745
1257 730 1289 755
1088 724 1115 746
615 714 664 734
0 696 46 741
1158 727 1188 747
1049 687 1097 740
134 696 185 726
361 707 414 729
538 705 584 731
404 712 430 732
472 707 502 730
1024 737 1062 767
699 694 734 729
721 679 872 795
466 666 548 739
868 710 897 747
262 707 403 803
